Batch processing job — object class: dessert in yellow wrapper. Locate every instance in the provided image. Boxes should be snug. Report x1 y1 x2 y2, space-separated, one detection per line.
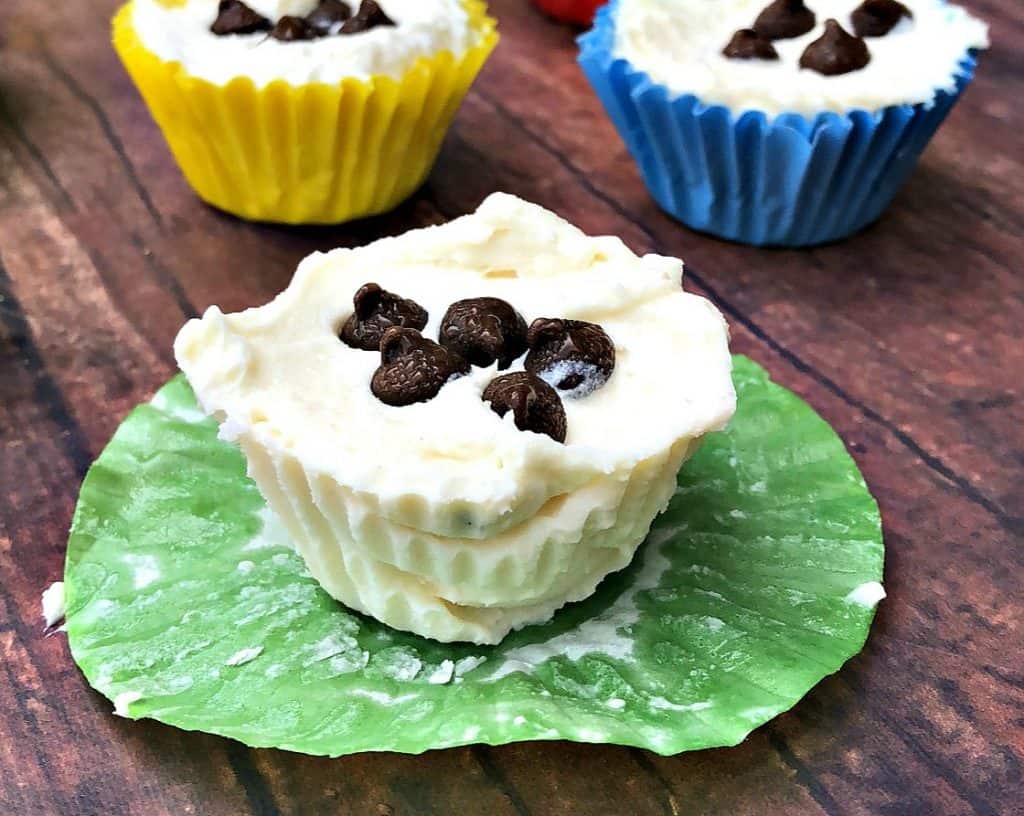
113 0 497 223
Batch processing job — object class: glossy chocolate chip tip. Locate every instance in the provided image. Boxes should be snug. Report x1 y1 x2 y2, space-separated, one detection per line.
439 298 529 370
340 283 429 352
753 0 816 40
800 19 871 75
306 0 353 35
371 328 469 407
851 0 913 38
210 0 272 36
525 318 615 397
723 28 780 60
483 372 567 443
341 0 396 34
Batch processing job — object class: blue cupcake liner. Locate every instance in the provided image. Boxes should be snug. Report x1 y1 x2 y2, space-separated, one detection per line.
578 1 978 247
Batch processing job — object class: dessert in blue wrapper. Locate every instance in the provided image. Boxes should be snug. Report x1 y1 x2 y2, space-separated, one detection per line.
578 0 988 247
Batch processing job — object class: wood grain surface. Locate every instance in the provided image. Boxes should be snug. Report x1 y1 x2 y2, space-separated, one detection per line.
1 0 1021 813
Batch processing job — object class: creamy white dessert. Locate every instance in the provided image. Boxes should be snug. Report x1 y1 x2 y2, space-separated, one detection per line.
42 582 66 628
175 194 735 643
614 0 988 116
132 0 480 87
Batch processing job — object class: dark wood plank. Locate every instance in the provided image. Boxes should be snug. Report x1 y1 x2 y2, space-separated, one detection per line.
0 0 1020 813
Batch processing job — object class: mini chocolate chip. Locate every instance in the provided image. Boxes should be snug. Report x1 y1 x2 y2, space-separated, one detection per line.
210 0 271 35
753 0 816 40
723 28 780 60
799 19 871 75
851 0 912 37
339 283 428 351
524 318 615 397
483 373 567 443
270 15 316 41
371 327 469 407
340 0 396 34
306 0 353 35
439 298 528 370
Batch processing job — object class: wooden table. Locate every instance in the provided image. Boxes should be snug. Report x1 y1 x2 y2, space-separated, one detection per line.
1 0 1020 813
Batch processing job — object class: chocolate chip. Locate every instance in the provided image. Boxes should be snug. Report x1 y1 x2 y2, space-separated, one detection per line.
753 0 816 40
799 19 871 75
482 373 567 443
524 318 615 398
723 28 780 60
340 0 396 34
210 0 272 35
371 328 469 407
439 298 528 370
270 15 316 41
306 0 353 36
851 0 912 37
339 283 428 351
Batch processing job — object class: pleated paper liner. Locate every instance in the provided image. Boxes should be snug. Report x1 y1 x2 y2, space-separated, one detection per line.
236 432 692 643
578 1 977 247
112 1 497 224
63 356 884 756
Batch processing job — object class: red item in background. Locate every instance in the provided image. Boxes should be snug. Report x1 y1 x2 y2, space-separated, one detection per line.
532 0 604 26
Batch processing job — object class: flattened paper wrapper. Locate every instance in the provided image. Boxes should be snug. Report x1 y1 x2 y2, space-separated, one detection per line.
64 356 884 756
578 0 977 247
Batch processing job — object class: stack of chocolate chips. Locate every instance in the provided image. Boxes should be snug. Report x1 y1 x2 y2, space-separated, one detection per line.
210 0 395 42
721 0 911 76
339 283 618 444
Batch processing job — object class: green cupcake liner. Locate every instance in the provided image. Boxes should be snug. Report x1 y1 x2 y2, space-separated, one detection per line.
63 355 883 756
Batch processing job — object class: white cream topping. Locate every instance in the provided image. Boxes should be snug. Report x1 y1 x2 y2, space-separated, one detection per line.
613 0 988 116
225 645 265 665
175 194 735 642
42 582 66 627
131 0 478 87
113 690 143 717
845 580 886 607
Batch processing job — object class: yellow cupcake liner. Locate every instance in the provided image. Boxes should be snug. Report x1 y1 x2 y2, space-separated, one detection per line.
112 2 497 224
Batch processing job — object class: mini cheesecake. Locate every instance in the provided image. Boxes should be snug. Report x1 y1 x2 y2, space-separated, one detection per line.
174 194 735 643
613 0 988 115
